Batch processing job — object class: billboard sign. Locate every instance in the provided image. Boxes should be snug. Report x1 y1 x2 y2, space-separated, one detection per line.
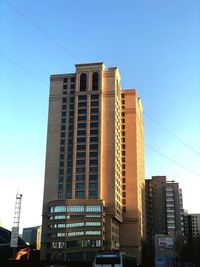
10 227 19 247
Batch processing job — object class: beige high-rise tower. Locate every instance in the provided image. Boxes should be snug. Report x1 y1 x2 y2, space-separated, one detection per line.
41 63 145 262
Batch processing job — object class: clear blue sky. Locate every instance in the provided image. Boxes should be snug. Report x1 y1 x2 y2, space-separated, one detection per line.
0 0 200 231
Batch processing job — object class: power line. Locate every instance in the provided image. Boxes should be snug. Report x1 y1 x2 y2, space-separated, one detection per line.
145 143 200 177
143 112 200 157
0 52 49 85
3 0 81 63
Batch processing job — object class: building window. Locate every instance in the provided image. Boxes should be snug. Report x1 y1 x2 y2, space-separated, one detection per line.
92 72 99 91
80 73 87 91
75 191 85 198
86 205 102 212
78 116 87 121
90 115 98 121
90 137 98 142
91 94 99 100
50 206 66 213
67 205 85 212
78 95 87 100
78 102 87 107
91 108 98 114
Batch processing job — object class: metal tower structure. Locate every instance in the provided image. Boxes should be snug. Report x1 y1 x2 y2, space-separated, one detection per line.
10 193 23 248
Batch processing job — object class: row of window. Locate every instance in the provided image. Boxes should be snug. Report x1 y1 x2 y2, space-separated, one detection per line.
49 221 101 229
49 214 101 221
49 239 102 249
50 205 102 213
80 72 99 92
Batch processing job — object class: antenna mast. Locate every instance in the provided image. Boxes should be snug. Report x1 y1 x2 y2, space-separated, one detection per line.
10 193 23 248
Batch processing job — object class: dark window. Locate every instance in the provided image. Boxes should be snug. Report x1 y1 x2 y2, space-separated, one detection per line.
89 175 98 181
62 118 66 124
63 78 68 83
78 109 87 114
89 191 98 198
70 104 74 109
78 116 86 121
90 144 98 150
70 97 74 103
90 122 98 128
90 115 98 120
90 152 98 157
78 95 87 100
80 73 87 91
63 84 68 90
62 111 66 117
69 111 74 116
90 137 98 142
78 123 86 128
60 140 65 145
62 98 67 103
69 125 74 130
77 152 86 158
70 84 75 89
59 161 64 167
76 167 85 173
77 130 86 136
66 193 72 199
71 77 75 83
62 104 66 110
61 132 65 138
69 118 74 123
75 191 85 198
60 154 64 159
92 72 99 91
76 175 85 181
90 159 98 165
89 182 98 189
77 137 86 143
91 108 98 114
77 144 86 150
78 102 87 107
91 101 98 107
89 166 98 172
76 160 85 165
76 183 85 190
61 125 66 131
91 94 99 100
78 116 87 121
90 129 98 135
68 131 73 137
60 147 65 152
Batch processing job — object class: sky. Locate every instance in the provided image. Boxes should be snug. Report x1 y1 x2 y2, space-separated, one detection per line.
0 0 200 233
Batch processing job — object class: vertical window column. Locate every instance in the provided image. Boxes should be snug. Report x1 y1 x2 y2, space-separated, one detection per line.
65 96 75 199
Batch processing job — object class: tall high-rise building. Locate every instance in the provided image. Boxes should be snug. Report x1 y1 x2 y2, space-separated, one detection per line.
145 176 184 244
41 63 145 261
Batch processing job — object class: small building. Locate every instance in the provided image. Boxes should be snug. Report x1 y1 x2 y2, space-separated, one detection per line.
22 225 41 250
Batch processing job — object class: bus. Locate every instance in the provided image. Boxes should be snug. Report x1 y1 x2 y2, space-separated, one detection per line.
94 250 138 267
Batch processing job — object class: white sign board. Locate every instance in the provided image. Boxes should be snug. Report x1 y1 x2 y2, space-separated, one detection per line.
10 227 19 247
158 237 174 250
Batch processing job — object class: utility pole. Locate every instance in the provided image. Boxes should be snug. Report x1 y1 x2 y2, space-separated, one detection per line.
10 193 23 259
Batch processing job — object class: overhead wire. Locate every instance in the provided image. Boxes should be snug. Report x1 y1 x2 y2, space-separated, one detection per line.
0 52 49 86
2 0 200 178
144 112 200 157
145 144 200 177
2 0 81 63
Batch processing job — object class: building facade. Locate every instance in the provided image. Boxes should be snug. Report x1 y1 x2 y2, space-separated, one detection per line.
186 214 200 242
22 226 42 250
41 63 145 261
145 176 184 243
